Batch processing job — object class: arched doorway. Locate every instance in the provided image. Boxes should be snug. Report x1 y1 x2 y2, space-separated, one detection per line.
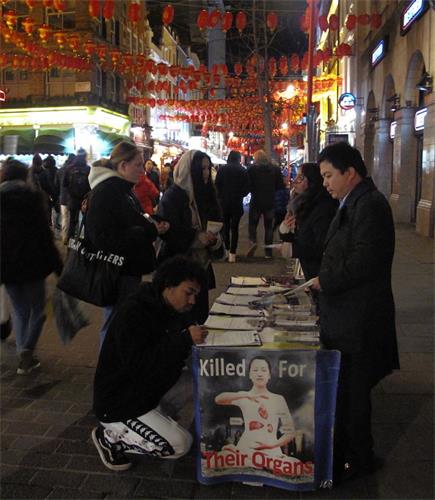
373 75 395 197
390 51 426 223
363 91 377 175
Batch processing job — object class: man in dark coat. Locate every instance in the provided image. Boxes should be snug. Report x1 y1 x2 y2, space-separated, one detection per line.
247 150 285 258
311 142 399 484
92 256 208 471
215 150 250 262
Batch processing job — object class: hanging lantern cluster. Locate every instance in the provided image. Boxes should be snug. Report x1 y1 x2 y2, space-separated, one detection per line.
318 12 382 32
162 4 175 26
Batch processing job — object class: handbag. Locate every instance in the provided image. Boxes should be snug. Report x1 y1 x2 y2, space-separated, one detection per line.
57 224 125 307
52 288 89 344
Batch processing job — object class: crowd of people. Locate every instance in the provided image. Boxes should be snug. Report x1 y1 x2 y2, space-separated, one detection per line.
0 141 398 486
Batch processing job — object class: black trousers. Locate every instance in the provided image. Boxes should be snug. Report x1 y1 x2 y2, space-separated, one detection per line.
222 210 243 254
248 206 274 256
67 207 81 240
334 351 377 470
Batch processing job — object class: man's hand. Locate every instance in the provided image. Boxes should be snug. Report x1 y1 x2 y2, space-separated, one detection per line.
198 231 217 246
283 213 296 231
188 324 208 344
310 276 321 291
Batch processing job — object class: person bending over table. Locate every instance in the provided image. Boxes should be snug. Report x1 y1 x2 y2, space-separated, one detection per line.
92 256 208 472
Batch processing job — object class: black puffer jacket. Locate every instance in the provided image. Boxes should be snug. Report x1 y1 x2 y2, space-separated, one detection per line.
247 162 285 210
93 282 193 422
85 167 157 277
1 180 62 284
215 161 249 216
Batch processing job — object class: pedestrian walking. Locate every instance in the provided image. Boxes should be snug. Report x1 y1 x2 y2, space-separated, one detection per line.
311 142 399 484
246 150 285 258
144 159 161 204
215 150 250 263
58 153 76 244
0 158 62 375
133 167 160 215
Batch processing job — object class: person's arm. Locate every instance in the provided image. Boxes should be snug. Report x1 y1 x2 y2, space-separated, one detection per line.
215 391 265 405
319 196 394 295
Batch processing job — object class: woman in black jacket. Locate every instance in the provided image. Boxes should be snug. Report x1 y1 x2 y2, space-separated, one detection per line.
158 150 222 323
279 162 337 280
85 142 169 344
215 150 249 263
1 158 62 375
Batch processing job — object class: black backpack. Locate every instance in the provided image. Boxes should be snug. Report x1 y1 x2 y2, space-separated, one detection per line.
68 167 90 200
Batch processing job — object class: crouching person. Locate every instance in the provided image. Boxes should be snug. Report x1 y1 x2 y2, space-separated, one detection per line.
92 255 208 471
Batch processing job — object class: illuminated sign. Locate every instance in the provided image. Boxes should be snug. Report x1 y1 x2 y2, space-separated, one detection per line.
0 90 5 102
338 93 356 111
390 121 397 139
414 108 427 131
371 38 388 67
401 0 429 35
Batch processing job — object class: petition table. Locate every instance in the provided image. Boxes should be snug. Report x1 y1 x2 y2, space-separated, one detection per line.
193 273 340 492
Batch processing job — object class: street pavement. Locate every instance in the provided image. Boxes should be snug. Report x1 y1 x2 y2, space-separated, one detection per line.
1 216 433 500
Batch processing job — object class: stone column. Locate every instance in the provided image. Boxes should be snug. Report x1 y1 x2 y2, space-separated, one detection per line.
389 107 418 222
416 96 435 237
363 122 375 175
372 118 393 198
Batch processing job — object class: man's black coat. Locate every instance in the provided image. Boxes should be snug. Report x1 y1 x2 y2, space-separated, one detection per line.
319 178 399 382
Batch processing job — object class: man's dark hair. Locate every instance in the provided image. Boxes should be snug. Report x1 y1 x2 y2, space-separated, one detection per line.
153 256 206 295
0 158 28 183
227 150 241 164
318 142 367 177
42 155 56 169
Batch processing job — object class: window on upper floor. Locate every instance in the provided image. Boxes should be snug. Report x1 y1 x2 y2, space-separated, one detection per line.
46 0 76 30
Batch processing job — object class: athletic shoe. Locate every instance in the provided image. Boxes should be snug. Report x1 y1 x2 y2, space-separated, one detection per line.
246 242 257 257
228 253 236 263
91 426 132 472
17 351 41 375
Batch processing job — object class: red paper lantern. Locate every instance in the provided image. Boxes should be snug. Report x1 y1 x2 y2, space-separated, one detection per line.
42 0 53 7
268 57 277 77
103 0 115 20
315 49 323 66
220 63 228 76
300 52 308 71
22 17 35 36
266 11 278 32
371 13 382 29
83 39 97 57
209 88 216 97
128 2 140 23
290 54 299 73
162 4 174 26
358 13 370 25
345 14 356 30
68 33 80 52
235 11 247 32
329 14 339 31
197 9 208 30
222 11 232 31
89 0 100 18
169 66 179 78
208 10 221 29
5 10 17 31
318 15 329 31
157 62 168 76
25 0 37 10
38 24 51 43
53 0 66 12
147 81 155 92
54 30 66 48
148 98 156 108
234 62 243 76
279 56 288 76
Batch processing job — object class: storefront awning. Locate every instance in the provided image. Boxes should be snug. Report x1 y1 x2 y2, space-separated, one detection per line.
97 130 131 155
0 129 35 155
34 128 74 155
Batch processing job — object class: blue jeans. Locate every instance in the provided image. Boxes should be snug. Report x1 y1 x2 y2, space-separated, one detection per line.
5 280 46 354
100 275 141 347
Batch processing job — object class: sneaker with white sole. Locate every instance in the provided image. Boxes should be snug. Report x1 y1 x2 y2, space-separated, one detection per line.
92 426 132 472
228 253 236 263
17 350 41 375
246 242 257 257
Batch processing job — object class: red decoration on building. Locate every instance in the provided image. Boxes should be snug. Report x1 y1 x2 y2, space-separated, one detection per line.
38 24 51 43
22 17 35 36
234 62 243 76
290 53 299 73
89 0 100 18
235 11 247 32
42 0 53 7
25 0 37 10
371 13 382 29
53 0 66 12
329 14 339 31
268 57 277 77
266 11 278 32
222 11 233 31
318 15 329 31
5 10 17 30
162 5 174 26
197 9 208 30
358 13 370 25
279 56 288 76
103 0 115 20
208 10 221 29
128 2 140 23
345 14 356 30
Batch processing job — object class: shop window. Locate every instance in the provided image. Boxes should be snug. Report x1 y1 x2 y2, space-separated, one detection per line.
4 70 15 82
46 0 76 30
50 68 61 78
19 71 28 81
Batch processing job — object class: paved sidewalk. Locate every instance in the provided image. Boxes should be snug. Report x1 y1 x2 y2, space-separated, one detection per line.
1 220 433 499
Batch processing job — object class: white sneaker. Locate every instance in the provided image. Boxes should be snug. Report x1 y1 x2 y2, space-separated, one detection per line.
228 253 236 263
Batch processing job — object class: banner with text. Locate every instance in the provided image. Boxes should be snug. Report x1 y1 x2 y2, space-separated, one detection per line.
193 348 340 491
